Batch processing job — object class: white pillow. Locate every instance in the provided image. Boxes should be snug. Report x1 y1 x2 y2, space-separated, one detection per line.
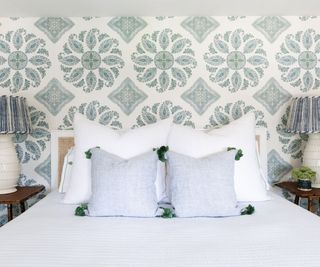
168 113 269 201
59 147 75 193
255 140 270 190
63 114 172 204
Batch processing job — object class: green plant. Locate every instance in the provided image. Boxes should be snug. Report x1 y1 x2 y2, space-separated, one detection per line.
227 147 244 161
153 146 169 162
292 166 316 181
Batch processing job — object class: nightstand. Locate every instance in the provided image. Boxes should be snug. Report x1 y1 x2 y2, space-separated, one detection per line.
276 181 320 212
0 186 45 221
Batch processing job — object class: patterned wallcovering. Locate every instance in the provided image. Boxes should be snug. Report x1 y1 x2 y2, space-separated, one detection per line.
0 16 319 225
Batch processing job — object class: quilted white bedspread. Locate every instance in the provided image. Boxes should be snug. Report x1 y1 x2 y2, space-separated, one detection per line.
1 190 320 267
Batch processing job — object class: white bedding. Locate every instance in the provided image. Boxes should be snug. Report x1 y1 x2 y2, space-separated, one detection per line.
1 191 320 267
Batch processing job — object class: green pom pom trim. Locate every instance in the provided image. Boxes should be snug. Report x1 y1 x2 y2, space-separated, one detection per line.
240 204 255 215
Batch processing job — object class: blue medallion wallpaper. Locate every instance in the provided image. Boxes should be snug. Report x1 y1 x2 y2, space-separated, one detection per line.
0 16 318 225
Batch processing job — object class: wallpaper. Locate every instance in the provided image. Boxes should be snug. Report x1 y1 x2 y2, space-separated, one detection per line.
0 16 319 225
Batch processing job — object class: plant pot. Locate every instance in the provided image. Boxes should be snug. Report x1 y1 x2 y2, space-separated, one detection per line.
297 179 312 191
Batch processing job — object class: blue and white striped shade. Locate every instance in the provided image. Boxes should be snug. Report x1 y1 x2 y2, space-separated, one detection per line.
0 95 32 134
287 96 320 133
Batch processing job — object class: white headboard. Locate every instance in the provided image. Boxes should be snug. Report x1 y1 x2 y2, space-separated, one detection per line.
50 127 268 190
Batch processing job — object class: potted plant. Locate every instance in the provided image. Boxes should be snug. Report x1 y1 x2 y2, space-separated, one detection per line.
292 166 316 191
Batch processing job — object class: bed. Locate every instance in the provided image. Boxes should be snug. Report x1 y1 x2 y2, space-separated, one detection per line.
0 129 320 267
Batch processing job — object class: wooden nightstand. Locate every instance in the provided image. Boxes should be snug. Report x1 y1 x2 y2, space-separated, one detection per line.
276 181 320 212
0 186 45 222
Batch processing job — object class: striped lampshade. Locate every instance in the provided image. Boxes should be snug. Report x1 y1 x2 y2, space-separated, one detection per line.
0 95 32 134
287 96 320 133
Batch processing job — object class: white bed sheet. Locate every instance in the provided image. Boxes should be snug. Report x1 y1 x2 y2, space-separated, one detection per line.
1 191 320 267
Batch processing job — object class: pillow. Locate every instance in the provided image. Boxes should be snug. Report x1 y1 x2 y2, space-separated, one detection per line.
88 148 158 217
59 147 74 193
255 139 270 190
63 114 172 204
167 150 239 217
168 113 269 201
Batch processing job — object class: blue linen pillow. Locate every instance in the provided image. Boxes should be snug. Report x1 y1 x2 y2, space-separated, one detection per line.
88 148 158 217
167 150 240 217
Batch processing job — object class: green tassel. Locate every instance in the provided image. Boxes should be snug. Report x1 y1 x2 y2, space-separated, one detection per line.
85 149 92 159
227 147 244 161
85 147 100 159
240 204 255 215
75 204 88 216
153 146 169 162
161 208 175 218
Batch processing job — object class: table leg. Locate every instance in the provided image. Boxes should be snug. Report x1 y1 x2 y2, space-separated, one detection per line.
7 204 13 222
294 195 299 205
20 202 26 213
308 197 312 211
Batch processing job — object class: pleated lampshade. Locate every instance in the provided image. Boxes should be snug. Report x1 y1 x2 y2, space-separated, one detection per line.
0 95 32 194
0 95 32 134
286 95 320 188
287 96 320 134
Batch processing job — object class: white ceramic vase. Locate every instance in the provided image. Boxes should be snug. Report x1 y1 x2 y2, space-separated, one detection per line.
304 134 320 188
0 135 20 194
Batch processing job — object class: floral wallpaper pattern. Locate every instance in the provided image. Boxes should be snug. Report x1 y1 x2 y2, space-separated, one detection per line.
276 29 320 92
58 29 125 92
0 28 51 92
204 29 269 92
132 29 197 92
0 16 319 225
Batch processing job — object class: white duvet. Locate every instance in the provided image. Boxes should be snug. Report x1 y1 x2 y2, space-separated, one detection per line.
0 191 320 267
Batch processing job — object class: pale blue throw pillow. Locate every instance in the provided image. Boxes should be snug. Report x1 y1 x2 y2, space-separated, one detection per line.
88 148 158 217
167 150 240 217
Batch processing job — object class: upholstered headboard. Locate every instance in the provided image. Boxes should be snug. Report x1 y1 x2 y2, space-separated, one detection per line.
51 130 74 190
50 128 268 190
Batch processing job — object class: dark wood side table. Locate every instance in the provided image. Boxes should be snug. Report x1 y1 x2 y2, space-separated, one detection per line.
276 181 320 212
0 186 45 222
